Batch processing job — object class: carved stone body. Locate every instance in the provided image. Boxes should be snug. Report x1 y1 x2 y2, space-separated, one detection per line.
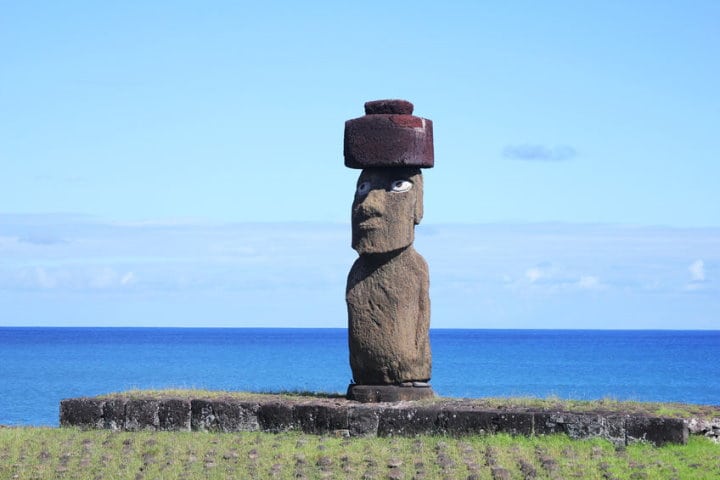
347 246 431 384
346 167 431 385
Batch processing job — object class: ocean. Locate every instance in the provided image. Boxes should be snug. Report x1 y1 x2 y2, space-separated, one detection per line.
1 328 718 426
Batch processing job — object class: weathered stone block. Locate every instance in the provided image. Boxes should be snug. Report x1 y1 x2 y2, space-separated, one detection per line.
626 416 688 446
686 417 720 441
534 412 626 446
103 398 127 431
294 403 348 434
124 399 160 431
60 398 104 429
496 412 534 435
158 399 191 431
212 400 260 432
258 402 295 432
348 405 381 437
57 394 694 446
190 399 216 431
440 408 533 436
378 406 441 436
347 385 435 403
440 407 497 435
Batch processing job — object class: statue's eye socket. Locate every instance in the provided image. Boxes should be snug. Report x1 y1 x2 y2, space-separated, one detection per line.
390 180 412 192
356 181 371 195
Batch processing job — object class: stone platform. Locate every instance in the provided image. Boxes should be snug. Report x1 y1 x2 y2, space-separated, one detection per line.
347 384 435 402
60 394 689 446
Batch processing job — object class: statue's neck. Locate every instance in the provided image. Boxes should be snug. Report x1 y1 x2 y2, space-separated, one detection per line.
359 245 413 266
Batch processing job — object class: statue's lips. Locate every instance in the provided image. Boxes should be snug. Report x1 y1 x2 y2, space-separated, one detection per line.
355 216 382 230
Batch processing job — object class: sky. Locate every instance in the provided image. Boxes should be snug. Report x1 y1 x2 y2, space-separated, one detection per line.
1 1 718 329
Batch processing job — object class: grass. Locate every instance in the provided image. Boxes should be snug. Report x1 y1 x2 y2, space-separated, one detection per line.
99 388 346 401
40 390 720 478
1 427 718 479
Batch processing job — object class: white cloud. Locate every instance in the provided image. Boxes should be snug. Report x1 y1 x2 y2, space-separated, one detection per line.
503 144 577 162
521 267 603 292
525 267 544 283
578 275 601 289
685 259 708 291
0 236 18 249
2 216 719 328
88 268 117 288
18 234 67 245
34 267 57 289
7 266 138 290
689 260 705 282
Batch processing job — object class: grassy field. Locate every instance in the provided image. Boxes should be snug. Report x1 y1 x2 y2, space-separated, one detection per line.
1 427 718 480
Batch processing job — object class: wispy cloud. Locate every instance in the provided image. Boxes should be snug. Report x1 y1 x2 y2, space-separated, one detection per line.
120 272 136 285
519 264 603 291
17 234 68 246
503 144 577 162
525 267 544 283
0 215 352 295
686 259 708 291
577 275 601 290
689 259 705 282
10 266 137 290
1 215 718 328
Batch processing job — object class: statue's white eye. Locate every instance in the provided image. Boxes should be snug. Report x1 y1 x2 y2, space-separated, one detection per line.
356 181 371 196
390 180 413 192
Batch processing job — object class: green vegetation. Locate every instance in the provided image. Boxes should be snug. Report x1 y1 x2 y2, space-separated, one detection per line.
459 395 720 419
45 390 719 477
100 388 346 401
1 427 718 479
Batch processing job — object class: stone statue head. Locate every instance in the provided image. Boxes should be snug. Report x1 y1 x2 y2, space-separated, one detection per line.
351 167 423 255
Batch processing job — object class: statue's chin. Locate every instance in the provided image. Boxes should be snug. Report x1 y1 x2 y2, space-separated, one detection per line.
352 235 412 255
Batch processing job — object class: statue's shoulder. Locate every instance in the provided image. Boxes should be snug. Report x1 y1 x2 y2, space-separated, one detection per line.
399 247 429 274
348 255 368 275
347 256 371 291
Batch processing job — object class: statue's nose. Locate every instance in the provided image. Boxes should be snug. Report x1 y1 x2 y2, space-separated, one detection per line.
358 188 385 215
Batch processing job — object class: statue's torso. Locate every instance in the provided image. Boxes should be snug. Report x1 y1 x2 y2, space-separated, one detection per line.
346 247 431 384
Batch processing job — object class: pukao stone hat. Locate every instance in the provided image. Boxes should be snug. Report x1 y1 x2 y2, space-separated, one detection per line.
344 99 434 169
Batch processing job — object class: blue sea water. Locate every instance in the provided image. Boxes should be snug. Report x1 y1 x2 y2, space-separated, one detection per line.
0 328 718 426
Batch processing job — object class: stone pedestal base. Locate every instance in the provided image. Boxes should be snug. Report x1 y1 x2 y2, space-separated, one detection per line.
59 393 691 445
347 384 435 403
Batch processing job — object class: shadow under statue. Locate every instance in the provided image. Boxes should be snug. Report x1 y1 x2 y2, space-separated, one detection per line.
344 100 435 402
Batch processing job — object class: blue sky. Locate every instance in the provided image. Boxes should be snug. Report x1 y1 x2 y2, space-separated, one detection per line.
1 2 718 328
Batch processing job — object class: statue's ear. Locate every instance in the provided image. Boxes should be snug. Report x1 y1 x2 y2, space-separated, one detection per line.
414 174 424 225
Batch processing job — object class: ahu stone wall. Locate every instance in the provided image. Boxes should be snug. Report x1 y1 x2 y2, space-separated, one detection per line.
60 395 690 447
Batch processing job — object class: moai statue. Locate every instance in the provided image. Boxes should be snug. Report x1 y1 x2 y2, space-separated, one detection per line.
344 99 435 402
